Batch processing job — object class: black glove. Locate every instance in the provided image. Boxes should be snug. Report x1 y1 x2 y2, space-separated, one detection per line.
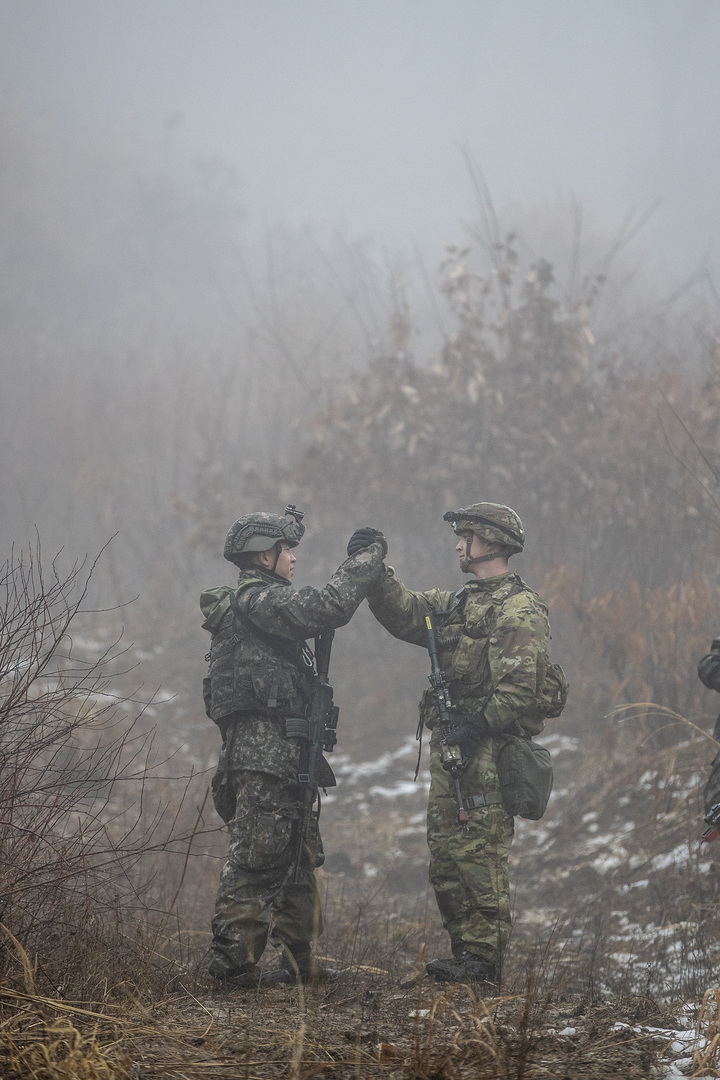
445 712 490 760
347 527 388 558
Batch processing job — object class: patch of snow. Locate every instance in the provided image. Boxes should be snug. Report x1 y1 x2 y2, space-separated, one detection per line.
369 781 425 799
617 879 649 893
650 845 691 871
542 734 580 753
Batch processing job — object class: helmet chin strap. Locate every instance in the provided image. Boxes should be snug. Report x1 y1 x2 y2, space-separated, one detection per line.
463 534 501 566
270 541 282 573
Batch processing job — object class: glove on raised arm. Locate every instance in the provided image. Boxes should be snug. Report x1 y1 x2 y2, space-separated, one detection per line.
347 527 388 559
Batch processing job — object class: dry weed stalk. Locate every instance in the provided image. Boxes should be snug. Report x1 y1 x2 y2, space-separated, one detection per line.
448 995 500 1070
692 988 720 1078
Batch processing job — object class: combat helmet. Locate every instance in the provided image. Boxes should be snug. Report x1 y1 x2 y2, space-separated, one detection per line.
224 505 305 566
443 503 524 565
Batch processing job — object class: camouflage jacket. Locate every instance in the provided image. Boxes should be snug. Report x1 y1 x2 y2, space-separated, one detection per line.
201 543 384 780
367 568 551 738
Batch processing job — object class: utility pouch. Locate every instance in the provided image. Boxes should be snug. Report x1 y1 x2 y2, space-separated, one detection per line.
496 734 553 820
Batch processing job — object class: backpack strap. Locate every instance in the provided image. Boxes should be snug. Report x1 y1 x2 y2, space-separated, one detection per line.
227 589 315 675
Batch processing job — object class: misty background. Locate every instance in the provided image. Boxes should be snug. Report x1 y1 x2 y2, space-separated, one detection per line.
5 0 720 1009
2 0 720 758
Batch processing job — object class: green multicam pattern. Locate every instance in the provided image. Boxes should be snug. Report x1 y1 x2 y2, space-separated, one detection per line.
449 502 525 554
427 747 514 961
208 771 322 976
367 566 551 967
202 543 384 975
367 568 551 738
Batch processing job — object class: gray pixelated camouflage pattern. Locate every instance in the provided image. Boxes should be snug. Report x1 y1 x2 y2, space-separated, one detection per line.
201 543 385 781
203 543 384 972
367 566 551 966
208 771 322 975
224 512 305 560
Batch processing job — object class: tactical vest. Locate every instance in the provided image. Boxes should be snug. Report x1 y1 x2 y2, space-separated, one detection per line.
203 576 312 724
419 573 557 737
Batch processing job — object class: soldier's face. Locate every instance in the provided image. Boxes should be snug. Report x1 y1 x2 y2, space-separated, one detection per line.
254 541 296 579
273 541 296 580
455 531 493 572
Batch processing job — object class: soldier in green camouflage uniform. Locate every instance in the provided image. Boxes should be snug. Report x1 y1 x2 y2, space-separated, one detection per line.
202 511 386 986
364 504 552 988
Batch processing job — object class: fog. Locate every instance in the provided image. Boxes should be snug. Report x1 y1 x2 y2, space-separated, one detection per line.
1 0 720 752
2 1 720 268
5 5 720 1027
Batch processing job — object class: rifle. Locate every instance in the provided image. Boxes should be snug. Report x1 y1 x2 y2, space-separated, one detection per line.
701 801 720 843
424 612 469 826
287 630 339 884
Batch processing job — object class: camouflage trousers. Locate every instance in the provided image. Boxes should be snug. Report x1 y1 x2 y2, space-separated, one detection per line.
426 748 514 967
209 770 322 977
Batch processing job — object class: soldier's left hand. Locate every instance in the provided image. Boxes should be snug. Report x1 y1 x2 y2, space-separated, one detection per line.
347 527 388 558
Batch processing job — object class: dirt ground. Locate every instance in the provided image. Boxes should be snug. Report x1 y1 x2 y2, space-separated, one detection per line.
0 966 702 1079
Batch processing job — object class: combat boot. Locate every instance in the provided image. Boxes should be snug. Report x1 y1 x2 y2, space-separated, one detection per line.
425 952 498 992
262 948 339 986
208 957 259 989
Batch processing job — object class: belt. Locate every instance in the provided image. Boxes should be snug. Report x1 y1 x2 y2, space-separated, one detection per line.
463 791 503 811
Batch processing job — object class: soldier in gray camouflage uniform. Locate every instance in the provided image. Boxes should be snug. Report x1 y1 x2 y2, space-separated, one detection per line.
202 512 386 986
362 504 553 990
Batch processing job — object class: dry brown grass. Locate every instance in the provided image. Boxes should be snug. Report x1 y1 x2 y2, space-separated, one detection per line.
692 988 720 1077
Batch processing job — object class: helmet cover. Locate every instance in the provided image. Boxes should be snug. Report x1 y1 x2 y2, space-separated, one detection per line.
443 502 525 555
224 511 305 563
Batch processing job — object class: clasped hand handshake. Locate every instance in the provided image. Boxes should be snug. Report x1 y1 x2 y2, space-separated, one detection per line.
347 527 388 559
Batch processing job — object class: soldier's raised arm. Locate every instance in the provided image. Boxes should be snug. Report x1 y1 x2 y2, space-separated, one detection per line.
366 566 456 646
